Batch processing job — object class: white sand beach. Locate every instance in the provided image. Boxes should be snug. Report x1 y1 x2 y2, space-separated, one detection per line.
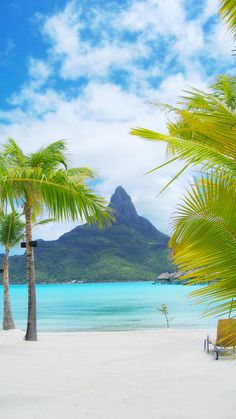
0 328 235 419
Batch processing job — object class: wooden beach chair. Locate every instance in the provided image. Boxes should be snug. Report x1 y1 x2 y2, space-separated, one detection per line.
204 319 236 360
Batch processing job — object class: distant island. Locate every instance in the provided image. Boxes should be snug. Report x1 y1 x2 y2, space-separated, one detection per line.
0 186 175 283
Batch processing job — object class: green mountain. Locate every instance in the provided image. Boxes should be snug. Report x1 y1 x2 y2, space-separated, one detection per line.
1 186 175 283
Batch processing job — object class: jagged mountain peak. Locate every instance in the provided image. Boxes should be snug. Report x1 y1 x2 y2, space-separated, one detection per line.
108 186 169 243
109 185 138 222
113 185 130 196
3 185 173 283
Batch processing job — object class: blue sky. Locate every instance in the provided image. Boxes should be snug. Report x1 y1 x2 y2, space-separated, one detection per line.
0 0 235 255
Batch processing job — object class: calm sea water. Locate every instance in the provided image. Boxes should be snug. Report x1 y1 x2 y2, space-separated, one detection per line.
0 282 216 332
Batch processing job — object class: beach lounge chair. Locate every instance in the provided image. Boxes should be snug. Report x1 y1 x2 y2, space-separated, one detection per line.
204 319 236 360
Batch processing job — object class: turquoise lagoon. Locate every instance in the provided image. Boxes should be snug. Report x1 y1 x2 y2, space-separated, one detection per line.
0 282 216 332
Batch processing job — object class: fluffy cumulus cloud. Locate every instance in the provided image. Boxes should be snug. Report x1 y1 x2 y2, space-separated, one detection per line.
40 1 148 80
0 0 235 246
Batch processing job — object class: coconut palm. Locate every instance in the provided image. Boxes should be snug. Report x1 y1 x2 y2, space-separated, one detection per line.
131 75 236 317
0 139 113 340
0 212 25 330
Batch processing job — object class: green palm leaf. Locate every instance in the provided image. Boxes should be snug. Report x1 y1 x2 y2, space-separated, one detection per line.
0 212 25 248
219 0 236 40
169 175 236 316
27 140 68 170
0 167 112 227
131 77 236 181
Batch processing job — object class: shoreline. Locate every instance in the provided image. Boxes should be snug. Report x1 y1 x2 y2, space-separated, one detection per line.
0 321 217 336
1 327 214 336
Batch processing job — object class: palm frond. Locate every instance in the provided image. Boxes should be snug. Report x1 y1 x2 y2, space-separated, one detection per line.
27 140 68 170
219 0 236 40
34 218 56 226
210 75 236 109
169 175 236 317
0 166 113 228
131 127 236 174
131 77 236 187
0 211 25 248
2 138 26 167
65 167 97 182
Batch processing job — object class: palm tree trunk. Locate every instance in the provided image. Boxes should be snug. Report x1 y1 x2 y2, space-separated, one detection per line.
24 204 37 341
3 246 15 330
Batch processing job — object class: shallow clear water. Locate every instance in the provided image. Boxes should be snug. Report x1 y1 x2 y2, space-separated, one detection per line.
0 282 217 332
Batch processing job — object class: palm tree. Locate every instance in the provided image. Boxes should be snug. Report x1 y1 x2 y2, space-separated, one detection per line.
0 212 25 330
219 1 236 40
0 139 113 341
131 75 236 317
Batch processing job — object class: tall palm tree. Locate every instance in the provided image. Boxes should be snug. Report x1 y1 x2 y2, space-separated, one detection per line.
131 75 236 317
0 212 25 330
0 139 113 340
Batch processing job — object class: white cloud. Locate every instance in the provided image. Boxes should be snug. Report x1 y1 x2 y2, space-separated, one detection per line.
174 21 204 58
36 0 206 87
0 78 195 241
79 82 150 122
154 73 206 105
40 0 149 80
26 0 228 98
35 0 227 96
8 58 54 112
118 0 205 64
43 1 81 59
10 88 65 115
28 58 52 83
206 20 235 62
0 39 15 65
118 0 185 36
0 0 234 247
201 0 219 22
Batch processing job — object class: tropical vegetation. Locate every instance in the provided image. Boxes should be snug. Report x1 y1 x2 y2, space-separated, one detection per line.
0 211 25 330
0 139 112 340
219 0 236 40
131 75 236 318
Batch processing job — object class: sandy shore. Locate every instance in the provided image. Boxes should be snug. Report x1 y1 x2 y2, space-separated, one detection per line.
0 329 235 419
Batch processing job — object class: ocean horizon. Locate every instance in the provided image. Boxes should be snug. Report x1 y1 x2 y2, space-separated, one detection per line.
0 282 217 332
